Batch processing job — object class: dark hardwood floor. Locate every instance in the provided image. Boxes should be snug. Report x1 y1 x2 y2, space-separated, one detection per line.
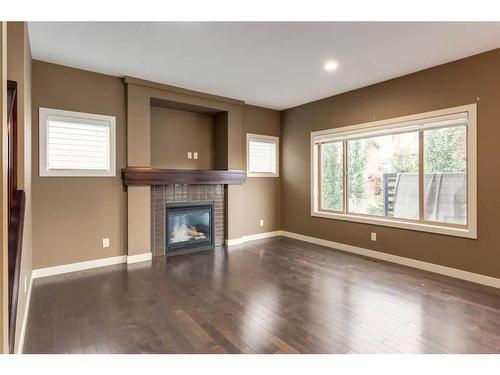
24 237 500 354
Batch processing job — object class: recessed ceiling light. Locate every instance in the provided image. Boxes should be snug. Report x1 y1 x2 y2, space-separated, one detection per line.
324 60 339 72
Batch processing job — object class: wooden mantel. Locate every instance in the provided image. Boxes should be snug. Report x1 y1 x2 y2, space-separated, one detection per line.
122 167 246 186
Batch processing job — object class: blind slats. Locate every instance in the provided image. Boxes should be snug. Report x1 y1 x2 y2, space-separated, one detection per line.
248 139 277 174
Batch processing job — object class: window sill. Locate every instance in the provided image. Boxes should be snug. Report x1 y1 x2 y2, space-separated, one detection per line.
311 210 477 239
247 173 279 178
40 170 116 177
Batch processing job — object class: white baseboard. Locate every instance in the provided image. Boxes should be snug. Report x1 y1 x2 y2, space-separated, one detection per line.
32 255 127 279
17 272 33 354
126 252 152 264
31 252 154 277
280 231 500 289
226 230 283 246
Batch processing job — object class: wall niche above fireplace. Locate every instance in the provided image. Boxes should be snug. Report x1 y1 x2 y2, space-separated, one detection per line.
150 97 230 171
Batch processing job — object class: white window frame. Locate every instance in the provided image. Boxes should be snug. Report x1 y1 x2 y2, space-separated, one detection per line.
311 104 477 239
246 133 280 177
39 107 116 177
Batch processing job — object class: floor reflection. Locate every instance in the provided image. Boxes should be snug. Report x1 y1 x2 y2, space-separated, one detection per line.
24 238 500 353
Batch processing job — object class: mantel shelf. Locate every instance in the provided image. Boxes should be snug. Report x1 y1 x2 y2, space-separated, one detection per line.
121 167 246 186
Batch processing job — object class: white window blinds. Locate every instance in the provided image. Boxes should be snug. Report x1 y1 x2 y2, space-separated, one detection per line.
47 119 110 171
39 108 116 177
247 134 279 177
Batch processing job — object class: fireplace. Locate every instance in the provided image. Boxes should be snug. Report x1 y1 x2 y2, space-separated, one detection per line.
165 201 214 255
151 184 224 256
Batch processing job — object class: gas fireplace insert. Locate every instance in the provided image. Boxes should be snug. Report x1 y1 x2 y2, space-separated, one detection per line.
165 201 214 255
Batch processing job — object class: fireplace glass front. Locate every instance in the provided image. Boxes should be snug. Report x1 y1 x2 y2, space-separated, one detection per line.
165 201 214 255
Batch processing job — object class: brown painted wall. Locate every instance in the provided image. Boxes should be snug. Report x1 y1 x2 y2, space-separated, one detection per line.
31 60 127 268
229 105 281 238
282 48 500 279
213 112 228 169
29 49 500 280
31 62 282 266
7 21 32 353
150 106 214 170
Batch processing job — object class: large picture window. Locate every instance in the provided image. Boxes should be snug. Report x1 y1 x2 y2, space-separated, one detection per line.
311 104 477 238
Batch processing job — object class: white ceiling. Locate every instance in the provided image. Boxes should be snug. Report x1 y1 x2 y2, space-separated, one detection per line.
28 22 500 110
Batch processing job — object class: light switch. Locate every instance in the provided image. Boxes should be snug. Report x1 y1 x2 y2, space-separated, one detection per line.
193 152 198 159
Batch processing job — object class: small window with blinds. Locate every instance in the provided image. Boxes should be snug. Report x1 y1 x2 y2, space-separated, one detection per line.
246 134 279 177
39 108 116 176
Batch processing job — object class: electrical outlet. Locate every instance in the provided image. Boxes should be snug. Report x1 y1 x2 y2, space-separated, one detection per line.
193 152 198 159
187 152 192 159
102 238 110 248
259 219 264 227
371 232 377 241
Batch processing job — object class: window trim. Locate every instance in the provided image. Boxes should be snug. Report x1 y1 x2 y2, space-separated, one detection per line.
246 133 280 178
39 107 116 177
310 104 477 239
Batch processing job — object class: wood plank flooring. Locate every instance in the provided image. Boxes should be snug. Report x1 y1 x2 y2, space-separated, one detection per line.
24 237 500 353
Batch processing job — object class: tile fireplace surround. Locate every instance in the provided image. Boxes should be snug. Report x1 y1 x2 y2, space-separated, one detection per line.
151 184 225 256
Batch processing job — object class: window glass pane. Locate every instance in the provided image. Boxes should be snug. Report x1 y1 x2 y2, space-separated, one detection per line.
47 119 110 171
320 142 343 211
248 139 277 174
347 132 419 219
424 126 467 225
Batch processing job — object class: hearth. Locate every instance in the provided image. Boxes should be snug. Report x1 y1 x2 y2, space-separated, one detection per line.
165 201 214 255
